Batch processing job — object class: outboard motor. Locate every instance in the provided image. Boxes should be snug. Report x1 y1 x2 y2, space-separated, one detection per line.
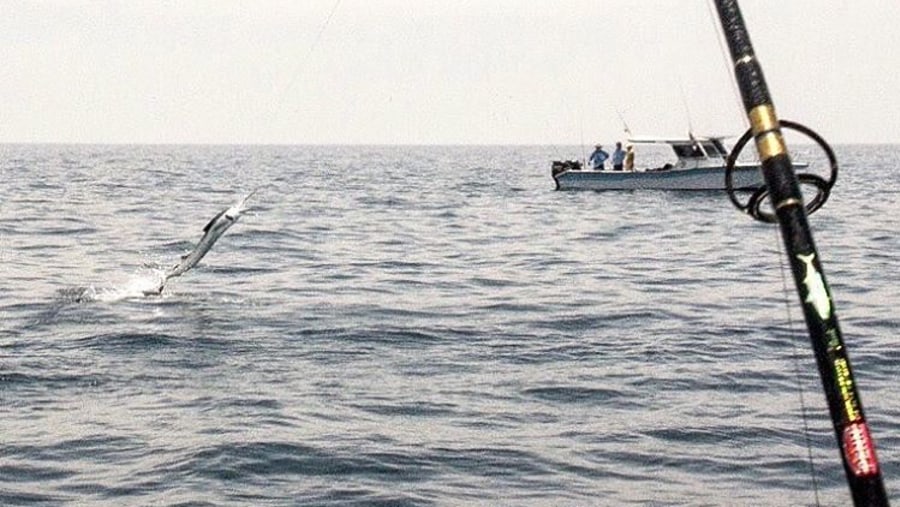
551 159 582 177
550 160 582 190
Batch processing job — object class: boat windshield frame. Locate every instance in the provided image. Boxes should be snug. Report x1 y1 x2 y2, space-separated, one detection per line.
670 139 728 159
629 136 730 160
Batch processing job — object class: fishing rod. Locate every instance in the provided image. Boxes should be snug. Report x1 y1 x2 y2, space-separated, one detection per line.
712 1 889 505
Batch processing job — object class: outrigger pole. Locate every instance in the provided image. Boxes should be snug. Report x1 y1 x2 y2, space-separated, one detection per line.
712 1 889 505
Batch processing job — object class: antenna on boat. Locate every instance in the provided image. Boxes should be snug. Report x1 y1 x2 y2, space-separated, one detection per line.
677 81 698 142
712 1 889 505
579 115 588 169
615 109 633 137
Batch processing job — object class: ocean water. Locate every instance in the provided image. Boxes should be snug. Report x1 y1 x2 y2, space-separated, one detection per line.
1 143 898 506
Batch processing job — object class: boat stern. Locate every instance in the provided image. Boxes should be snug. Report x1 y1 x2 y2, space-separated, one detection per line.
551 160 583 190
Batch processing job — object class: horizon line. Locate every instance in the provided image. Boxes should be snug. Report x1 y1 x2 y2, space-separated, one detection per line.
0 140 891 147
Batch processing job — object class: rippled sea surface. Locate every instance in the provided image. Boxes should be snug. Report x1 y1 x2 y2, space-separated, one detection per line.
1 144 898 506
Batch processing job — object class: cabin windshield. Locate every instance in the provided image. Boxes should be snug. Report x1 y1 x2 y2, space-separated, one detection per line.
671 140 727 159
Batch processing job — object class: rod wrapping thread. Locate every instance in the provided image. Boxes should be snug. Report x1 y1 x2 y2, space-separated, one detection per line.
717 1 772 110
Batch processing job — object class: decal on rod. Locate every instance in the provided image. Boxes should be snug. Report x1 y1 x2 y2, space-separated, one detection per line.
797 253 832 320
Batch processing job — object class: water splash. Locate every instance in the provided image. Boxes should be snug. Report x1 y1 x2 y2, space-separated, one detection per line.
93 270 168 302
55 269 167 304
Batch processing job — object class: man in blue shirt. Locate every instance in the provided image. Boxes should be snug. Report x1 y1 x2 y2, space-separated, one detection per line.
612 142 626 171
589 144 609 171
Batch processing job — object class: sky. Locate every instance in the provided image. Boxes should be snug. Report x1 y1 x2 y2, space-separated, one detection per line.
2 0 898 145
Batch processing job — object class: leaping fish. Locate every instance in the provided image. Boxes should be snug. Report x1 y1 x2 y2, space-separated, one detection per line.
797 252 832 321
145 190 256 295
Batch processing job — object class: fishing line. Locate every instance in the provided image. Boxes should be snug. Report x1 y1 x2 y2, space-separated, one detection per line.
268 0 344 128
579 115 587 168
773 226 823 506
712 2 887 502
704 0 748 130
546 69 586 166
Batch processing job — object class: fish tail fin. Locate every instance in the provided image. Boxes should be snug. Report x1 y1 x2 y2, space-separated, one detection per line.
143 280 166 296
797 253 815 265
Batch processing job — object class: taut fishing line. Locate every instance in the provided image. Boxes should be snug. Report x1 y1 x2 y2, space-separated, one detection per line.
711 1 888 504
705 0 833 501
773 224 823 506
708 0 827 491
705 0 749 132
267 0 344 132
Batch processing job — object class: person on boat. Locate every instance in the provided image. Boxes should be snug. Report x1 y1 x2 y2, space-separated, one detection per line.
611 142 626 171
624 144 635 171
589 144 608 171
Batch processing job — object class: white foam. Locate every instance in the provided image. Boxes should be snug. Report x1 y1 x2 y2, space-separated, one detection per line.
93 269 167 302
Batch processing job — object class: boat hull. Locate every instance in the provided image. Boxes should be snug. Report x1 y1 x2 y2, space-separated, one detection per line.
552 165 763 191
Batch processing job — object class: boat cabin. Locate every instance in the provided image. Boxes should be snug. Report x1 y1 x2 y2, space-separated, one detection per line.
630 135 731 171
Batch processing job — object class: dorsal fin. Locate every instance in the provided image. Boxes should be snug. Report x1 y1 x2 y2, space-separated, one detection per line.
203 209 226 233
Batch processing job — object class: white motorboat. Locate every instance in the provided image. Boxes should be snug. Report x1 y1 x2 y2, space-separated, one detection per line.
551 135 795 191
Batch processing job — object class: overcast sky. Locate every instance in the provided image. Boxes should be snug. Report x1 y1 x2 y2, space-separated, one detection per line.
2 0 897 144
